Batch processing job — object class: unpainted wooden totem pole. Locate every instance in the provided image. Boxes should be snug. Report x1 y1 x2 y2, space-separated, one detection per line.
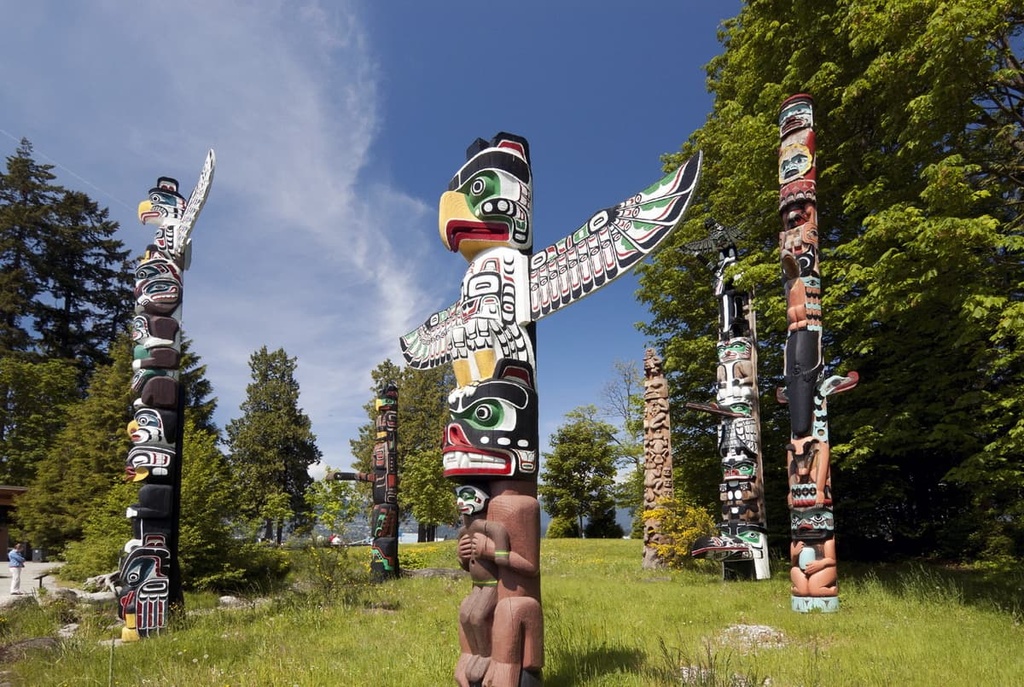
117 151 215 640
401 132 701 686
777 94 857 612
332 381 400 580
685 222 770 580
641 349 674 570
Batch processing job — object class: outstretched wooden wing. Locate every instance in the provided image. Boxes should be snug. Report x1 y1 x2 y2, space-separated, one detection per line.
175 149 216 271
528 151 702 320
399 301 460 369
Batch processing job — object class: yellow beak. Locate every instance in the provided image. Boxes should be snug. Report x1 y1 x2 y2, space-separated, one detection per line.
138 200 153 224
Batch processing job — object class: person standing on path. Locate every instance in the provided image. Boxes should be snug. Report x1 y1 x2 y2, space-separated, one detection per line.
8 543 25 594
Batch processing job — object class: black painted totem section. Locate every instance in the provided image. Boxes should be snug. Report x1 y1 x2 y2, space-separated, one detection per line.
685 221 770 581
333 382 400 580
117 151 215 641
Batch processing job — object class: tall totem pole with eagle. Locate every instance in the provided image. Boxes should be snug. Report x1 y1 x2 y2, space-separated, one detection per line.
117 151 215 640
401 133 701 686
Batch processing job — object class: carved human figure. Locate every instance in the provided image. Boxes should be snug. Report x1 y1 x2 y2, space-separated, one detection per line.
455 485 507 686
483 482 542 687
790 539 837 597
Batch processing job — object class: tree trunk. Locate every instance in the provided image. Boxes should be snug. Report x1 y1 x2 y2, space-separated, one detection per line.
417 522 436 542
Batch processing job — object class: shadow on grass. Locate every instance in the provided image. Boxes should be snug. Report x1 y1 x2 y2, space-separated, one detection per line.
840 560 1024 617
544 645 649 687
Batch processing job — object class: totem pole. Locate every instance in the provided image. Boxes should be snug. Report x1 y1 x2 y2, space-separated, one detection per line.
117 150 215 640
685 222 770 580
777 94 857 612
401 132 701 686
332 381 400 580
641 349 674 570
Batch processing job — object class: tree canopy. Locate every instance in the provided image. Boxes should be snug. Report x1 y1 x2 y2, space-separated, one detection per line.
637 0 1024 562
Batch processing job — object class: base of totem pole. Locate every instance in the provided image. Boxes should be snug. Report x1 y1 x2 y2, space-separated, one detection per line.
723 561 756 581
791 596 839 613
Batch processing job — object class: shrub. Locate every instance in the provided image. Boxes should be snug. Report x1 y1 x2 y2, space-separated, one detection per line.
287 545 370 605
641 496 717 570
546 515 581 538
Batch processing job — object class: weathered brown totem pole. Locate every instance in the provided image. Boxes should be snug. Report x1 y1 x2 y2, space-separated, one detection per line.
685 222 770 580
641 349 674 569
401 132 700 686
117 150 215 640
332 382 400 580
777 94 857 612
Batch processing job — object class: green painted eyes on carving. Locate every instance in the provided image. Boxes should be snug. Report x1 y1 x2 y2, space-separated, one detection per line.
728 403 752 416
466 173 497 199
457 399 506 430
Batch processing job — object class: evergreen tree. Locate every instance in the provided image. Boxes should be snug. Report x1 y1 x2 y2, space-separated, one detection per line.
637 0 1024 561
225 346 321 543
0 140 132 379
177 418 256 590
352 361 457 540
539 406 622 538
62 419 290 592
32 190 132 375
0 139 62 355
0 357 79 485
180 335 219 436
15 335 134 551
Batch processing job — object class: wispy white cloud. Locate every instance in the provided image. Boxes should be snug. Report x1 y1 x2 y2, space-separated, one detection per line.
0 0 458 466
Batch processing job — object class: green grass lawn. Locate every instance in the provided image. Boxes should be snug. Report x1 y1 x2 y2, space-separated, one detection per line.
3 539 1022 686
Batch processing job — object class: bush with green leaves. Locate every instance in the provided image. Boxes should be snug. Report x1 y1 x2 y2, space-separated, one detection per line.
641 496 717 570
287 544 371 605
546 515 580 539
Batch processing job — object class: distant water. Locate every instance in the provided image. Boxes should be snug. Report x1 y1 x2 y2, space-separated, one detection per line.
397 508 635 544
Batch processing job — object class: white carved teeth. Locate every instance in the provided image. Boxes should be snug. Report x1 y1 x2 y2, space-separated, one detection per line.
444 451 506 470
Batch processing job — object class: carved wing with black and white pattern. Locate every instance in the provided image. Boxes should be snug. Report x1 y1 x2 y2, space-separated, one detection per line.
399 300 460 370
175 149 216 271
528 151 702 320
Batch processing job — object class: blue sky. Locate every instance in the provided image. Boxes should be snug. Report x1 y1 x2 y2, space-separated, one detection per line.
0 1 739 475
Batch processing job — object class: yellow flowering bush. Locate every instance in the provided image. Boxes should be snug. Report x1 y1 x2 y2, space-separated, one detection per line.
641 496 717 570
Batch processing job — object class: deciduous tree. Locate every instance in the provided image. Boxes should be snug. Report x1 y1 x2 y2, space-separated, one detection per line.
539 405 623 538
600 359 646 537
638 0 1024 561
